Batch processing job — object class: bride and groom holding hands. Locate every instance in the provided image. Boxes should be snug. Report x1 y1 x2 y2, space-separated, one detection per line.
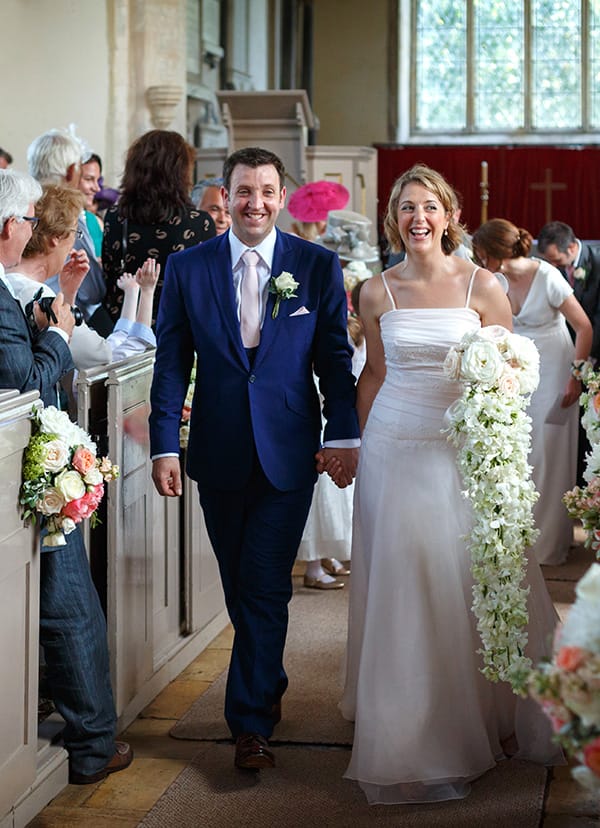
149 147 561 803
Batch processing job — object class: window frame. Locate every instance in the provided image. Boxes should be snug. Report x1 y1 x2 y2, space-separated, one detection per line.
394 0 598 145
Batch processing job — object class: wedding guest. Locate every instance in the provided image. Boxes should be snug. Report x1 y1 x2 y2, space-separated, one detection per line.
78 153 103 257
102 130 216 325
27 127 114 336
0 168 132 784
287 179 349 242
473 219 592 565
340 165 563 804
537 221 600 485
298 312 365 589
6 184 157 372
191 177 231 235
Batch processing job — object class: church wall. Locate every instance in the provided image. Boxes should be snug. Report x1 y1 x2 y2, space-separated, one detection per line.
2 1 110 173
312 0 391 147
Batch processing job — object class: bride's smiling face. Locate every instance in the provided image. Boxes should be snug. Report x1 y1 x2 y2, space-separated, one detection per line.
396 183 449 253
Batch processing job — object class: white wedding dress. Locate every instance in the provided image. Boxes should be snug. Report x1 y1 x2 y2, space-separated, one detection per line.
340 270 563 805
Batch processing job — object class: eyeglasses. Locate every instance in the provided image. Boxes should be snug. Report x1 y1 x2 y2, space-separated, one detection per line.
19 216 39 230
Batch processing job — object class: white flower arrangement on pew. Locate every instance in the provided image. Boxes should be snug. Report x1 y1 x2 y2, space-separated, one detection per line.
563 361 600 552
529 563 600 792
20 406 119 548
443 325 540 694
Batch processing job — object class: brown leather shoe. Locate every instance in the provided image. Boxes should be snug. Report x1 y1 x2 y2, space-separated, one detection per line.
234 733 275 770
69 741 134 785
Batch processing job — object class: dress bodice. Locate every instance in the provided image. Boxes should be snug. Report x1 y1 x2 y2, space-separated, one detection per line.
367 308 481 441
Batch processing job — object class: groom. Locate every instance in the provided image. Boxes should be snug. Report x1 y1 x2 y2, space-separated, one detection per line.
150 147 359 769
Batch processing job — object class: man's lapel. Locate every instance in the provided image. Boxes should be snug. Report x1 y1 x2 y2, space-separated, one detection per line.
208 232 247 358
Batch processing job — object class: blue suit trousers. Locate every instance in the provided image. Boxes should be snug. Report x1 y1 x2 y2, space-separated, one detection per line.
199 457 314 739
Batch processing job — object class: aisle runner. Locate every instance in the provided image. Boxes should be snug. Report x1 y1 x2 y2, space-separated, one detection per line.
139 744 547 828
171 580 354 745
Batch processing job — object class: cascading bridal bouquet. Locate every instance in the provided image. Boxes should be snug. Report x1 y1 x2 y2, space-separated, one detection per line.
20 406 119 547
443 325 541 693
529 563 600 792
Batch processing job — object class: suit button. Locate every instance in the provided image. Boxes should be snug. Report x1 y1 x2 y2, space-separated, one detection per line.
249 374 256 383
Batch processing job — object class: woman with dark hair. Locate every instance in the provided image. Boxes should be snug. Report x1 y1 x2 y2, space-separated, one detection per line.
472 218 592 565
102 130 215 324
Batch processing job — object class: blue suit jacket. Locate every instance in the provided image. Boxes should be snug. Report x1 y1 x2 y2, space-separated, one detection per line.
0 280 73 407
149 229 359 491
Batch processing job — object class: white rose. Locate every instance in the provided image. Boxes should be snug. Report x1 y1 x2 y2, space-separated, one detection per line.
84 466 103 486
443 347 462 380
54 469 86 502
38 406 72 439
40 439 70 473
461 340 503 386
273 272 299 294
37 487 65 515
477 325 511 344
497 367 520 398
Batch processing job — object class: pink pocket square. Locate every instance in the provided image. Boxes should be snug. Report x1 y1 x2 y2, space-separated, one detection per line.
289 306 310 317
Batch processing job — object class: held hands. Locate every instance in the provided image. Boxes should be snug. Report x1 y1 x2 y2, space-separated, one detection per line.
151 456 182 497
59 248 90 304
315 447 359 489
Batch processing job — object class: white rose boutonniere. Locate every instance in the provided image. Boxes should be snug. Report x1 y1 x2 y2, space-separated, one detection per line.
574 266 587 281
269 271 299 318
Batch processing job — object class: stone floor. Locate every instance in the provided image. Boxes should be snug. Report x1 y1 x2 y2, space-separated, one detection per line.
27 546 600 827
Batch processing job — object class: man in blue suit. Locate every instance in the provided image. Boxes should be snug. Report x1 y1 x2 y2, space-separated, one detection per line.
0 169 132 784
150 147 359 769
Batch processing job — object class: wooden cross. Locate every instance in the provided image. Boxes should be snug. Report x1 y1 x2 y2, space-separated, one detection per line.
529 168 567 223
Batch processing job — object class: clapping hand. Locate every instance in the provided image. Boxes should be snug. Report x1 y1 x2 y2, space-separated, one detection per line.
136 258 160 292
59 248 89 305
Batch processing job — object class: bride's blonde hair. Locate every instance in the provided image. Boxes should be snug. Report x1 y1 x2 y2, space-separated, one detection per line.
384 164 463 255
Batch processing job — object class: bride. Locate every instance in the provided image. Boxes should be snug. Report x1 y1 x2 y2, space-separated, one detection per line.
339 164 563 804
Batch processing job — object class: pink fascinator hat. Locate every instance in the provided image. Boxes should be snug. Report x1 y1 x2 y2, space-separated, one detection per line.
288 180 350 222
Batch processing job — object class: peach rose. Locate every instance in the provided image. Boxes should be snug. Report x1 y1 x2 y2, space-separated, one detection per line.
72 446 96 476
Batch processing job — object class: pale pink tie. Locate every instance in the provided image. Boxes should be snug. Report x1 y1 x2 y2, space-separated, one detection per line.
240 249 261 347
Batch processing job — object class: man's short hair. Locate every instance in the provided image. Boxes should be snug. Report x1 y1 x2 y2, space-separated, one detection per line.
537 221 576 254
0 169 42 232
27 128 88 184
222 147 286 192
191 177 224 208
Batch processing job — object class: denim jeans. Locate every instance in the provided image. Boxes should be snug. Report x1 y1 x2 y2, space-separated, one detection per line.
39 526 116 775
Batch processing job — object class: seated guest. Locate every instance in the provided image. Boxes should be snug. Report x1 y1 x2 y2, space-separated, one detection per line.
102 130 216 325
6 184 157 371
0 168 132 784
27 127 114 336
